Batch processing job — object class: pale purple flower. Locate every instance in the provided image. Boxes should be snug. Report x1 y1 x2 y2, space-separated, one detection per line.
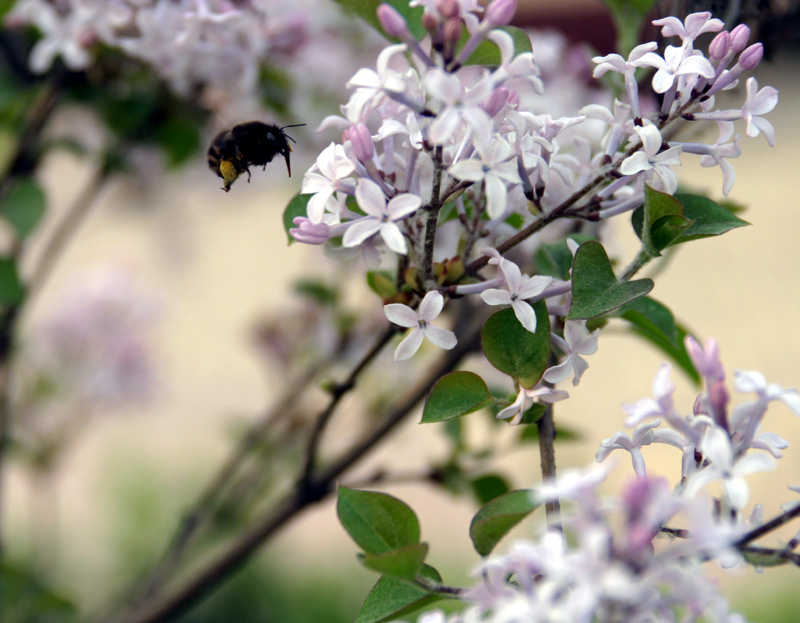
619 124 683 194
480 256 551 332
289 217 330 245
686 425 777 510
592 42 661 119
653 11 723 45
596 420 684 477
623 363 676 426
496 384 568 425
543 320 599 386
448 136 522 219
383 291 457 361
342 179 421 255
424 67 494 146
301 143 356 224
640 44 716 94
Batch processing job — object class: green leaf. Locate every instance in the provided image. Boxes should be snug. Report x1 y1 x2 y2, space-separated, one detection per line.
332 0 426 41
421 371 493 423
614 296 678 347
367 271 398 300
567 241 653 319
0 177 46 239
470 489 540 556
481 303 550 388
633 186 692 257
337 486 420 555
155 115 201 167
293 280 338 306
672 193 749 243
470 474 511 506
602 0 659 56
356 565 446 623
362 543 429 580
1 561 77 621
536 235 593 280
282 193 312 243
0 258 24 306
461 26 532 66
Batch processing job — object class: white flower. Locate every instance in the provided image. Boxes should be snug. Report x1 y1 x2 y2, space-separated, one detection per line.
480 256 551 333
342 179 421 255
619 124 683 194
543 320 599 386
383 291 457 361
496 384 569 425
448 137 521 219
301 143 356 224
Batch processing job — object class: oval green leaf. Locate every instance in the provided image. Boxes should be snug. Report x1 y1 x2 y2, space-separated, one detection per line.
470 489 540 556
337 486 420 556
673 193 749 243
481 304 550 389
421 371 493 423
356 565 445 623
567 241 653 319
362 543 429 580
0 258 24 306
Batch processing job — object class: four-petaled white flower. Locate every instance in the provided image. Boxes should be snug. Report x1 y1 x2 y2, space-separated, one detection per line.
543 320 600 386
480 256 551 333
301 143 356 224
496 384 569 426
619 124 683 194
448 137 521 219
343 179 421 255
383 291 457 361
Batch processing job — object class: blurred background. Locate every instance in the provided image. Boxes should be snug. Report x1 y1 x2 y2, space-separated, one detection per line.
2 0 800 621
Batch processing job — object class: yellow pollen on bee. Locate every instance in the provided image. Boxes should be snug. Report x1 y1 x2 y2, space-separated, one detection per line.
219 160 239 186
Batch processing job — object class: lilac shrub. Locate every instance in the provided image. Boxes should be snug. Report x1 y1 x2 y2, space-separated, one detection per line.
286 2 800 622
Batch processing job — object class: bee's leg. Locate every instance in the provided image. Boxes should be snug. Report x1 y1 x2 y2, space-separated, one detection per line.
245 166 252 183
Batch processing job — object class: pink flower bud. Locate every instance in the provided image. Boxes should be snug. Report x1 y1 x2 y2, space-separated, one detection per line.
484 0 517 27
290 217 330 245
443 16 462 48
377 3 409 38
422 11 439 32
709 380 730 423
346 124 375 162
436 0 460 19
483 87 510 117
729 23 751 52
708 31 729 59
738 42 763 69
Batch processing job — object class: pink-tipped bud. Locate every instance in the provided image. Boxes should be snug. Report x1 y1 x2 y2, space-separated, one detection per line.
377 3 409 38
484 0 517 27
290 217 330 245
436 0 460 19
709 31 730 60
738 42 763 69
709 380 730 425
443 16 462 47
483 87 510 117
422 10 439 32
346 124 375 162
729 23 751 53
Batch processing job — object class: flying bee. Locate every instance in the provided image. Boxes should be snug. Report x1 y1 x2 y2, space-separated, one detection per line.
207 121 305 192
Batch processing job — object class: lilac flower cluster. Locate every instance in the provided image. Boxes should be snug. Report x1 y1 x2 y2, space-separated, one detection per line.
292 1 778 365
404 338 800 623
3 0 354 114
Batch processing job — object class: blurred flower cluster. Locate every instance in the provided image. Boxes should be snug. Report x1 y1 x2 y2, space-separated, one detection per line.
11 266 160 470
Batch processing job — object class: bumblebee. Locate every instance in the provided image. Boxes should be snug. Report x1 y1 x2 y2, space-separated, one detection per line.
207 121 305 192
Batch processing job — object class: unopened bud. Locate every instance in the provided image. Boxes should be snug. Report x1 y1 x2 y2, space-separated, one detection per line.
738 42 763 69
290 217 330 245
708 31 729 59
729 23 751 53
484 0 517 27
483 86 510 117
422 11 439 32
377 3 409 38
709 380 730 424
346 124 375 162
443 17 462 48
436 0 460 19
